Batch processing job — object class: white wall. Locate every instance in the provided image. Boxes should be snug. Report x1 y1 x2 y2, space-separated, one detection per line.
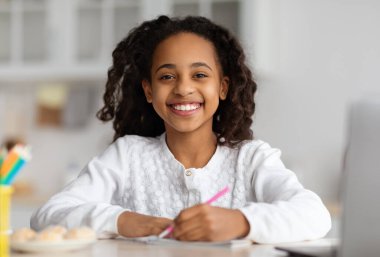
242 0 380 202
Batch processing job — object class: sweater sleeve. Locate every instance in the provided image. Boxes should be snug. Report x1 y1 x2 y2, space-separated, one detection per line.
238 142 331 243
30 144 128 239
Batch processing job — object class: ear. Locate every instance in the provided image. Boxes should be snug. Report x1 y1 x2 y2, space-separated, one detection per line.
219 76 229 100
142 80 153 103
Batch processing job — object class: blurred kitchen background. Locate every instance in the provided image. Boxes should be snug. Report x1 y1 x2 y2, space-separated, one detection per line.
1 0 380 233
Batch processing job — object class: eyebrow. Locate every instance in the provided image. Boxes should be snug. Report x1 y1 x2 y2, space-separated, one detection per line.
191 62 213 71
155 62 213 73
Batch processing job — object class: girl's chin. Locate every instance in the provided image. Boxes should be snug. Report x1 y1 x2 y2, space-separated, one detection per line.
164 120 213 135
166 127 200 134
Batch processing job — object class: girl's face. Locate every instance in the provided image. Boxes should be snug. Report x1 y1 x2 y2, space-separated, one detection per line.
142 32 229 136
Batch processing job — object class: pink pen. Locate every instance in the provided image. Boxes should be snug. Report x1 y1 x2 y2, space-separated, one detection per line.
158 186 230 238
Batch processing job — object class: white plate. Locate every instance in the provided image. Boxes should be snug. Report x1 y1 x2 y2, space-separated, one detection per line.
11 239 96 253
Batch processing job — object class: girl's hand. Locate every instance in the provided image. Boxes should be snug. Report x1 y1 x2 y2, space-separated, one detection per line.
172 204 250 241
117 211 173 238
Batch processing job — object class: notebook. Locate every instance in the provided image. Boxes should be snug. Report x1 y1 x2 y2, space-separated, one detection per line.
121 235 252 249
276 98 380 257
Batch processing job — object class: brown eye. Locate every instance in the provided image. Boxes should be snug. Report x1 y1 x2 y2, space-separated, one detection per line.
194 73 207 79
160 74 175 80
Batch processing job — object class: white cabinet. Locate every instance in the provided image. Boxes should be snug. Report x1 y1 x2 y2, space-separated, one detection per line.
0 0 241 82
0 0 47 64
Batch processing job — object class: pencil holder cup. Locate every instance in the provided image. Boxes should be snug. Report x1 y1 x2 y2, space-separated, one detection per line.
0 186 13 257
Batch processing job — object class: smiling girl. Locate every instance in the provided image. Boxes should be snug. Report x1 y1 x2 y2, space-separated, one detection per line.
31 16 331 243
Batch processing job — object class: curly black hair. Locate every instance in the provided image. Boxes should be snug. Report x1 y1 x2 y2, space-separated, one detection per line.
97 15 257 147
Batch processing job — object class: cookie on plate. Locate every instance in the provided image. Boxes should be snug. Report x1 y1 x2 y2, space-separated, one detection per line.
34 231 63 242
42 225 67 235
33 226 67 242
11 228 36 242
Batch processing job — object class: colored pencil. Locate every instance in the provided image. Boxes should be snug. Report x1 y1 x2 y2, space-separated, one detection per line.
0 146 20 177
0 145 31 185
1 158 26 185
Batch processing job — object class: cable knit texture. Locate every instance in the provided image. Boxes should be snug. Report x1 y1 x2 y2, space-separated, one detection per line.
31 133 331 243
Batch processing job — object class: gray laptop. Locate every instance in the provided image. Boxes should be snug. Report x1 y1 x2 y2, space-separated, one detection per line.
276 98 380 257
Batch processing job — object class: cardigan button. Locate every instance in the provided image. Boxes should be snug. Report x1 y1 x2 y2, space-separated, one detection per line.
185 170 192 176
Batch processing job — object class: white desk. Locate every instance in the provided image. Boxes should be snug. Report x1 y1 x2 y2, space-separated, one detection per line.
10 238 337 257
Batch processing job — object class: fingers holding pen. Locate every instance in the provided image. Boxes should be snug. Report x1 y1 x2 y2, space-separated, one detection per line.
171 205 250 242
172 204 216 241
162 187 235 241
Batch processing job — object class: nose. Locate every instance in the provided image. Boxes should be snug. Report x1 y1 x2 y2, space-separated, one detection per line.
173 76 195 96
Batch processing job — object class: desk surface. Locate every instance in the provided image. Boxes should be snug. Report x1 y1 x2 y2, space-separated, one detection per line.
10 238 337 257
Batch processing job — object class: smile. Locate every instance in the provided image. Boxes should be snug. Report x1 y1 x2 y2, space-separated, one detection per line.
170 103 202 111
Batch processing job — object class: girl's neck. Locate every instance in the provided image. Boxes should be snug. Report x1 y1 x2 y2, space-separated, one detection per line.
165 129 217 169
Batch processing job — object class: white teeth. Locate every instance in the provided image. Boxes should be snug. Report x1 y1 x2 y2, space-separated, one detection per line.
172 104 200 111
